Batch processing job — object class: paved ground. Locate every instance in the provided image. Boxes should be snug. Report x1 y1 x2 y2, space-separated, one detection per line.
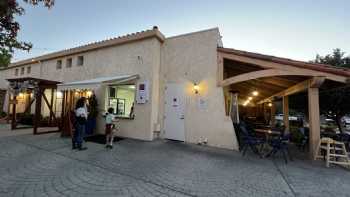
1 126 350 196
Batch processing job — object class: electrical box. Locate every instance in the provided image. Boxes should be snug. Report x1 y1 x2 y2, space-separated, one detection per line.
136 81 149 104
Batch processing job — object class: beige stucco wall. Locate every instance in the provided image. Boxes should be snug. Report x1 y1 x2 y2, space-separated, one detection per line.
1 38 161 141
160 29 239 150
0 28 238 150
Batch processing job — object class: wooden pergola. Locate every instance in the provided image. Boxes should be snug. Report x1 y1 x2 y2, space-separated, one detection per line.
7 77 61 134
217 47 350 158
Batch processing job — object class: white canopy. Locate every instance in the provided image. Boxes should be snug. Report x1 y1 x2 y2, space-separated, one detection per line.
57 74 139 91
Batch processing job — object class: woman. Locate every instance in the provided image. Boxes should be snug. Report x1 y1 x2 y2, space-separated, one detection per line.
73 97 88 150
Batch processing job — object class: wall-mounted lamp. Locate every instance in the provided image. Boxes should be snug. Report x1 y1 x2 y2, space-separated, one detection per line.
193 83 199 94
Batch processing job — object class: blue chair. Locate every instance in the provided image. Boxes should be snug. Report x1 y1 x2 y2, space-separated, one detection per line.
265 133 293 163
236 122 266 158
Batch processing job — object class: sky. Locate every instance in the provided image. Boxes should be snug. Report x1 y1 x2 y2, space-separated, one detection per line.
13 0 350 62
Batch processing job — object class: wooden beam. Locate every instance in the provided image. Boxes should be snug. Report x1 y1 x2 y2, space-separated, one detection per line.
309 87 320 159
220 52 348 83
283 96 289 133
11 95 17 130
270 101 276 127
257 79 311 104
23 98 35 114
42 92 58 124
34 89 42 134
310 76 326 88
219 68 328 87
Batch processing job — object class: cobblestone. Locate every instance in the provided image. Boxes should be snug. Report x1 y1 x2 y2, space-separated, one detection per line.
0 132 350 196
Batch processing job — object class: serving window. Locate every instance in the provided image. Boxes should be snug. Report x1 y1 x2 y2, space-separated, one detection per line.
108 85 135 118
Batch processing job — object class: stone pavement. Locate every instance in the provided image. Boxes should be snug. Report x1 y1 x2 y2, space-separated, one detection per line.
0 130 350 196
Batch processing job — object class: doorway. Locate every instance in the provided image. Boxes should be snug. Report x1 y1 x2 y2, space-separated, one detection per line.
164 83 185 141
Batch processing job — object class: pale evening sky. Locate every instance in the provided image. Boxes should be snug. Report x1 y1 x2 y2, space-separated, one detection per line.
13 0 350 62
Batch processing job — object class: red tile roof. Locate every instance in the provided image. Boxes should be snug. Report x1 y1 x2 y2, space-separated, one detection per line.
218 47 350 77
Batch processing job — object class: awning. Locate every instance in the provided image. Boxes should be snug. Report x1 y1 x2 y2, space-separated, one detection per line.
57 74 139 91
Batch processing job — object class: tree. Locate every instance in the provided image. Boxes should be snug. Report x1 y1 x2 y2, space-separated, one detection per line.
319 86 350 133
0 0 54 67
0 49 11 67
313 48 350 68
312 48 350 133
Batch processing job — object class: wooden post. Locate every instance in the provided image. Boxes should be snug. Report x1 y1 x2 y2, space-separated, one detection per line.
34 88 42 134
7 92 11 123
283 96 289 133
60 90 66 134
11 95 17 130
270 101 276 127
308 87 321 159
49 88 54 125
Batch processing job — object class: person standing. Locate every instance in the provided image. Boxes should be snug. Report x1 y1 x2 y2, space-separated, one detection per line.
105 107 118 149
73 97 88 151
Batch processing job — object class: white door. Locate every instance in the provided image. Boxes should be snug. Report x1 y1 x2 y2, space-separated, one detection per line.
164 83 185 141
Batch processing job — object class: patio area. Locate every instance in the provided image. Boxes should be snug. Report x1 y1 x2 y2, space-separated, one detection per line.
1 129 350 197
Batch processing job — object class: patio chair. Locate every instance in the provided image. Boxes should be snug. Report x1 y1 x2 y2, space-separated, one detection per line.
297 127 309 152
265 133 293 163
237 122 266 158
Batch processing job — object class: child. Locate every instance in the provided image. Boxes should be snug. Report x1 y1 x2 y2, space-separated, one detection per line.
105 107 118 149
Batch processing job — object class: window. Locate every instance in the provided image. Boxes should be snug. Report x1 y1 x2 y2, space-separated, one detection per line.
108 85 136 118
56 60 62 69
15 68 19 76
66 58 72 68
77 56 84 66
20 67 25 75
27 66 31 74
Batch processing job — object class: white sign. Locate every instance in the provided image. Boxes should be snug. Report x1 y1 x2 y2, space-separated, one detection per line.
136 81 149 104
197 97 208 110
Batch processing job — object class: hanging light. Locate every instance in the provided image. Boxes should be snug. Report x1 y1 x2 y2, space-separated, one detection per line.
252 90 259 96
248 97 253 101
268 103 272 107
243 100 250 106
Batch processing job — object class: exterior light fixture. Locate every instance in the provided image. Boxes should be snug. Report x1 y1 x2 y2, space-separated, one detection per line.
193 83 199 94
252 91 259 96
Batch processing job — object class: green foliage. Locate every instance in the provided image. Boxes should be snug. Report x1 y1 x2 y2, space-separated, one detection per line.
313 48 350 68
0 49 12 68
310 48 350 132
0 0 54 62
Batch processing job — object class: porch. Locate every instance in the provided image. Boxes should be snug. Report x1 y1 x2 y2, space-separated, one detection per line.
217 47 350 158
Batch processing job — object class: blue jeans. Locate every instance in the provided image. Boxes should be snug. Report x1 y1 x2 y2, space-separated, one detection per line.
73 123 85 147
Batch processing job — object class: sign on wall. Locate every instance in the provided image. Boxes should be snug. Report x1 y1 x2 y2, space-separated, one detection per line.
136 81 149 104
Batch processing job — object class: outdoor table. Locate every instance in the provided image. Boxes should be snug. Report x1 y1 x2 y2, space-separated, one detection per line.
254 128 281 155
254 128 281 136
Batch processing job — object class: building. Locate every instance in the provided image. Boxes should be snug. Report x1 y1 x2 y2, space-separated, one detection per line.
1 26 349 155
